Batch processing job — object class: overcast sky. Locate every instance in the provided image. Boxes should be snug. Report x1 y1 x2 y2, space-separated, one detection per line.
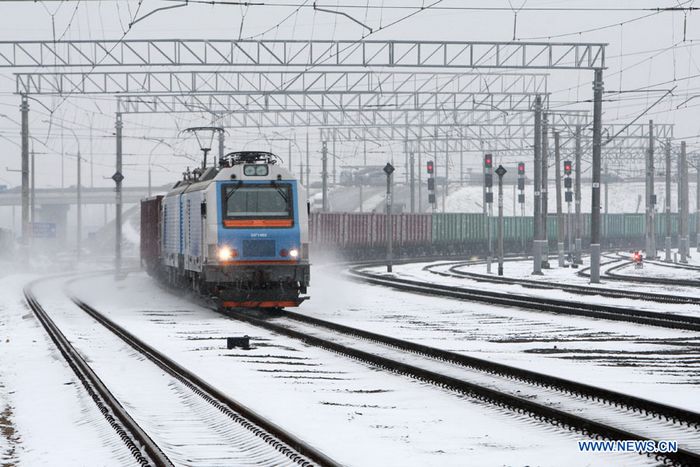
0 0 698 192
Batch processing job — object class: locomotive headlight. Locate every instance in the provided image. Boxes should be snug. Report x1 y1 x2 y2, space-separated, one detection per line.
289 248 299 258
218 245 234 261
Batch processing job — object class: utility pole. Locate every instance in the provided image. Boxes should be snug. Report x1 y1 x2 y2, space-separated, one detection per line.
603 163 609 248
574 125 583 264
114 113 124 277
90 122 94 188
332 136 336 186
417 145 422 212
460 137 464 186
305 130 310 189
20 94 29 249
646 120 657 259
696 158 700 253
321 141 328 212
359 139 366 212
680 141 689 262
532 95 543 275
443 143 449 213
76 149 82 262
555 131 564 267
590 69 604 283
664 140 672 262
288 138 292 172
384 162 395 273
409 151 415 213
496 165 507 276
218 131 225 168
30 149 35 231
541 112 550 269
299 150 304 187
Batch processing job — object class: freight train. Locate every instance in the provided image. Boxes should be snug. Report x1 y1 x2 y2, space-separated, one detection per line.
308 211 698 259
141 152 310 308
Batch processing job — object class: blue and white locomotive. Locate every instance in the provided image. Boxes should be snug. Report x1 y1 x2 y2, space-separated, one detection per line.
141 152 310 308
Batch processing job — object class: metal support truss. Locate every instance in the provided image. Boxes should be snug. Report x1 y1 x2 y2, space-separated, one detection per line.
117 101 562 127
115 92 546 114
16 71 548 95
0 39 605 69
321 123 674 161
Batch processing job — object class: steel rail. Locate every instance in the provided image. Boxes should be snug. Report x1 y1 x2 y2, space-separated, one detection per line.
597 254 700 288
23 285 172 467
425 261 700 305
348 267 700 331
222 310 700 467
70 298 339 467
280 310 700 428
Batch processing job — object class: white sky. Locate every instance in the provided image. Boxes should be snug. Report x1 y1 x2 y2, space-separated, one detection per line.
0 0 699 190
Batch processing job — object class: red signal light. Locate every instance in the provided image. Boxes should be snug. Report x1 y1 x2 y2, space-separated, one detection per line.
564 160 572 175
484 154 493 169
517 162 525 175
427 160 434 174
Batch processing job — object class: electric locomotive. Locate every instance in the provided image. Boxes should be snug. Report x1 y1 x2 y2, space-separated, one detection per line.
142 151 310 308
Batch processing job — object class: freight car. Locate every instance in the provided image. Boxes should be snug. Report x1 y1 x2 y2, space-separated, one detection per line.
141 151 310 308
309 212 697 259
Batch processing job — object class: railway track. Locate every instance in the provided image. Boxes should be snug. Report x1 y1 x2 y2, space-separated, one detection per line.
24 284 171 467
221 308 700 467
24 278 337 467
580 253 700 288
348 267 700 331
423 260 700 305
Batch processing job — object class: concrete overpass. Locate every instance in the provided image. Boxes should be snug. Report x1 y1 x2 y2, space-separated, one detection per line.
0 185 170 206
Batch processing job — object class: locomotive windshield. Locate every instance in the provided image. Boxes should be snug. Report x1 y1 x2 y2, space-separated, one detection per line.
222 183 293 224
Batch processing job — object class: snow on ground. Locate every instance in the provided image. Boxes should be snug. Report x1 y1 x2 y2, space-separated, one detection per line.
614 260 700 281
396 260 700 317
443 254 700 302
444 181 697 215
309 263 700 413
0 271 135 467
68 272 652 467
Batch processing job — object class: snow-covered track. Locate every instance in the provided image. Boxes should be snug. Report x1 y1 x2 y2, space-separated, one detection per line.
426 261 700 305
602 257 700 288
23 286 173 467
69 298 339 467
349 267 700 331
223 309 700 467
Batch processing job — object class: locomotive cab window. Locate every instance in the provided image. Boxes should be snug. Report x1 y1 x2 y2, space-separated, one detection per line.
222 183 293 227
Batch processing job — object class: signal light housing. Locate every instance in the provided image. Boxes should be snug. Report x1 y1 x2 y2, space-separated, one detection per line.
518 162 525 175
484 154 493 169
564 160 572 175
427 160 434 174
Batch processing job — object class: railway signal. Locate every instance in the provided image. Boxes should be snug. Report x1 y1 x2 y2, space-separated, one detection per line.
517 162 526 251
564 159 574 266
495 165 507 276
427 160 436 210
484 153 495 273
384 162 395 273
